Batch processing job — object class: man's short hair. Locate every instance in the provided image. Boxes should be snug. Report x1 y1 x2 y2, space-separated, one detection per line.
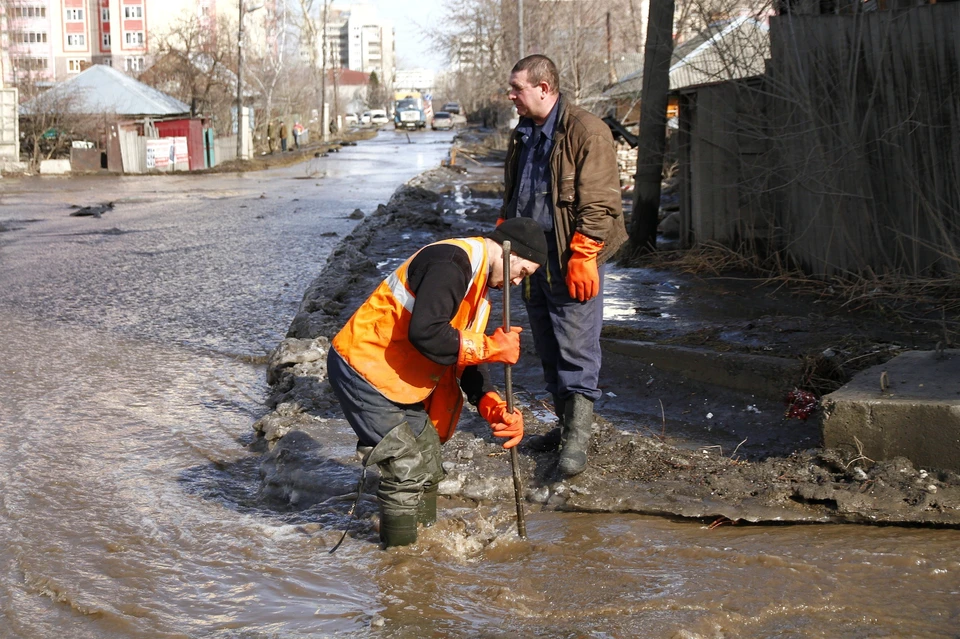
512 55 560 94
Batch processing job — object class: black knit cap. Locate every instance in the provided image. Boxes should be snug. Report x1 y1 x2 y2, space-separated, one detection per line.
487 217 548 266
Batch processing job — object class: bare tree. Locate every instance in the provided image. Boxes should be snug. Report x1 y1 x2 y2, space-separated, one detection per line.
18 84 101 168
434 0 511 116
434 0 651 121
528 0 610 104
293 0 327 136
143 13 236 132
244 1 293 148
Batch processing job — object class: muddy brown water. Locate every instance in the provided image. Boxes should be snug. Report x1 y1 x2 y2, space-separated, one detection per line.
1 131 958 638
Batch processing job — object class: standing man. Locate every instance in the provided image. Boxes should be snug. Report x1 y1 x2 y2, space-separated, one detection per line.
267 120 275 154
328 218 548 547
279 120 288 152
501 54 627 477
293 121 304 149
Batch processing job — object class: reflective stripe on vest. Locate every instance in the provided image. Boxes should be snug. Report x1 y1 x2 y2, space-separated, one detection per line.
332 237 490 404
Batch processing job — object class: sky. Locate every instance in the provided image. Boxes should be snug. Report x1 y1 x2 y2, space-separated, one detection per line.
367 0 448 72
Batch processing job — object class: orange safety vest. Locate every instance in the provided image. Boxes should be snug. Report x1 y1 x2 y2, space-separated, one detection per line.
332 237 492 441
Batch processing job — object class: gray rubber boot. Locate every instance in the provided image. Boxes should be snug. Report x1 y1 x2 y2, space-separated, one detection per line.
526 394 565 452
363 422 431 547
558 394 594 477
415 425 443 527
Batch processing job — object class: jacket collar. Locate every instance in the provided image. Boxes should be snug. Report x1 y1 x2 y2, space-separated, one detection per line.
553 93 568 143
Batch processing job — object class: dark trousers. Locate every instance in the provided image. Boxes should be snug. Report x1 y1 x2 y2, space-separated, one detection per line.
522 250 604 402
327 347 430 447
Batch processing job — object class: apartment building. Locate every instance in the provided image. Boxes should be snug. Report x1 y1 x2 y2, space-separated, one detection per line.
319 3 394 81
1 0 238 85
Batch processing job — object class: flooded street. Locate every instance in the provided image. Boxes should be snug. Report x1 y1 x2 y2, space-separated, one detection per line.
1 130 958 638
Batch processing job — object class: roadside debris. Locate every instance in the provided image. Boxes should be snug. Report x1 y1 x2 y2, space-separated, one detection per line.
69 202 114 218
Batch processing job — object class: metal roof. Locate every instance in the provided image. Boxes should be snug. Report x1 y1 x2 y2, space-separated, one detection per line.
20 64 190 117
603 15 770 98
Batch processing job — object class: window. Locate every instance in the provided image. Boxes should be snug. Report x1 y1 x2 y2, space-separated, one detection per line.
124 31 144 45
102 33 111 47
65 8 84 20
66 34 86 47
67 59 83 73
15 32 48 43
123 6 143 19
125 56 143 72
101 8 110 21
13 56 48 70
14 6 47 18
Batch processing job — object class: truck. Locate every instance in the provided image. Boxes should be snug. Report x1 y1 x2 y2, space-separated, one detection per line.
393 91 432 130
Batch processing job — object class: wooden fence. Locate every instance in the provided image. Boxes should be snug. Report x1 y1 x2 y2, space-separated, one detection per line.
767 4 960 277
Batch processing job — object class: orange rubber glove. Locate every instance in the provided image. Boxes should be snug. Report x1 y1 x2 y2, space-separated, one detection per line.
478 391 524 449
458 326 522 367
566 231 604 302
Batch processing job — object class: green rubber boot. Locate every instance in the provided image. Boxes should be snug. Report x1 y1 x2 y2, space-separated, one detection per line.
379 511 418 547
415 424 443 527
364 422 429 548
559 394 594 477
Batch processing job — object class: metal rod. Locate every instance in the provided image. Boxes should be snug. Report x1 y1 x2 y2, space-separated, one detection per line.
501 240 527 539
236 0 244 161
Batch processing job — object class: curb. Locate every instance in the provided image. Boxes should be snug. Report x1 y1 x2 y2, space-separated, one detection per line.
601 338 803 400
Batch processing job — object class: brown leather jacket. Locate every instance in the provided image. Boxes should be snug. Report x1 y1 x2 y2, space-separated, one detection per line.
503 94 628 267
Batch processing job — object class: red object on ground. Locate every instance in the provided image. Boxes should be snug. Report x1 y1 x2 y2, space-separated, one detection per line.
785 389 819 420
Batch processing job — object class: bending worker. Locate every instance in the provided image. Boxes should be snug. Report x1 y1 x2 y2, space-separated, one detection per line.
327 217 548 547
502 54 628 476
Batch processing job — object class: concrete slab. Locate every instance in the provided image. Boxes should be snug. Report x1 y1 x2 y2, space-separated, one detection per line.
821 349 960 472
39 159 71 175
600 338 803 400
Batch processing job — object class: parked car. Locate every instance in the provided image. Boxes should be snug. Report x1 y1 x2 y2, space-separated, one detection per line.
441 102 462 115
344 113 359 126
431 111 454 130
360 111 372 125
369 109 389 126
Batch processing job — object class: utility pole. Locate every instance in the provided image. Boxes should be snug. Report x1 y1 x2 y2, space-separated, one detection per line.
629 0 675 256
320 0 329 141
606 11 616 85
518 0 524 58
236 0 246 160
236 0 263 160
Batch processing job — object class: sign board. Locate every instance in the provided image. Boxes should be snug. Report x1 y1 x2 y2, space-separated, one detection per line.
145 138 169 169
173 137 188 164
145 137 189 170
